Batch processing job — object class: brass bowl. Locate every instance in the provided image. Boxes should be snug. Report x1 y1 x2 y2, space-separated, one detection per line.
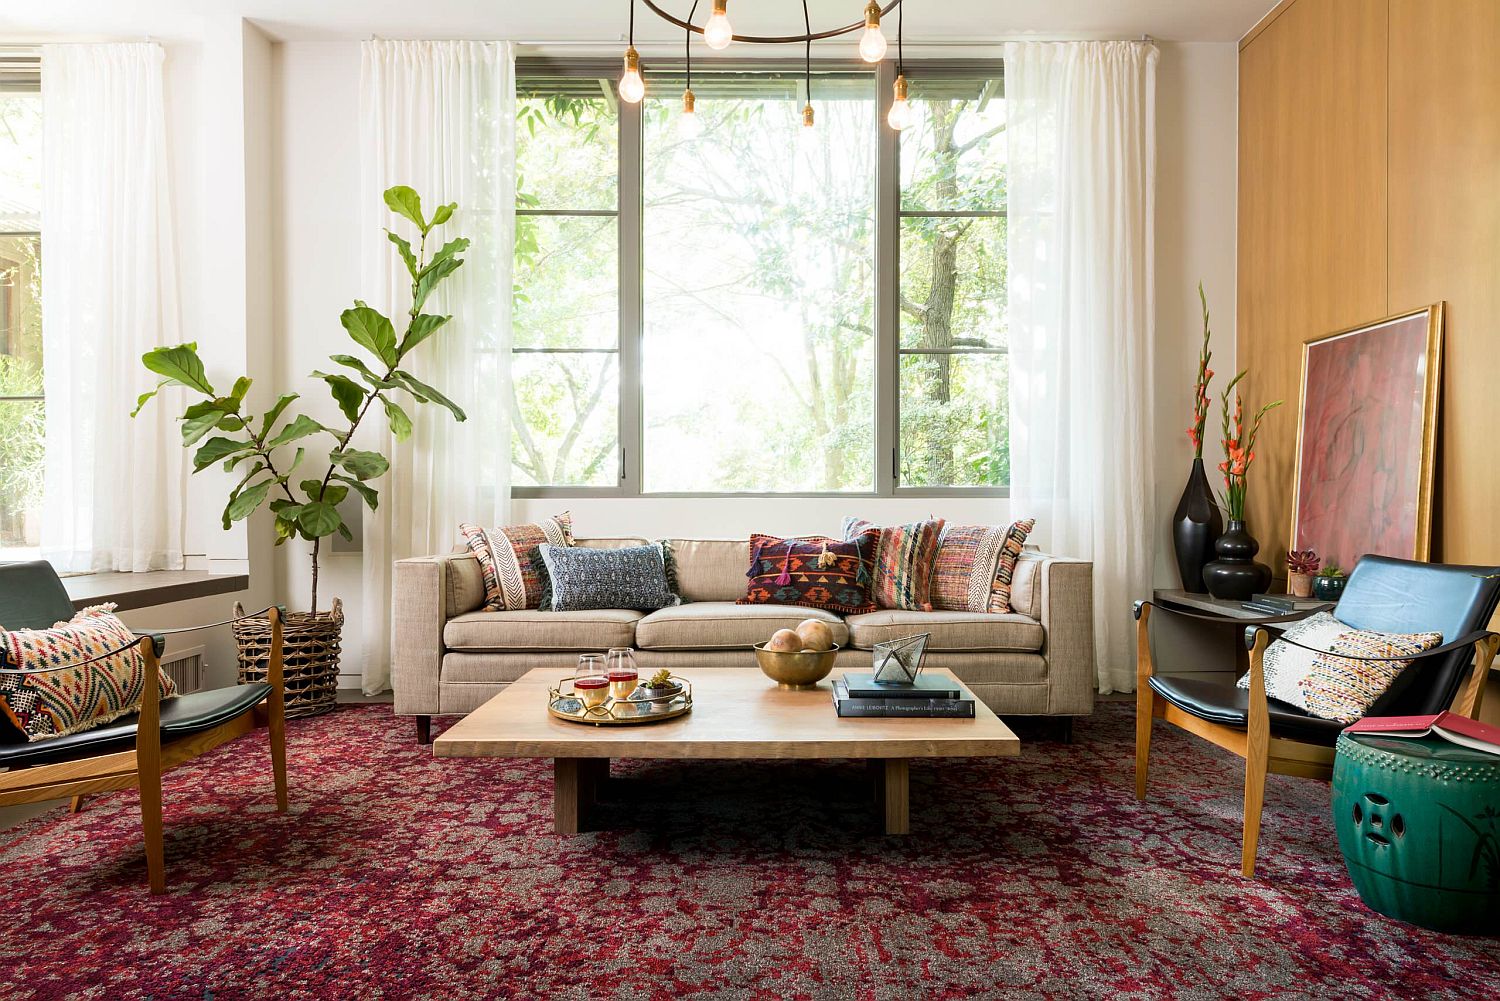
752 643 841 689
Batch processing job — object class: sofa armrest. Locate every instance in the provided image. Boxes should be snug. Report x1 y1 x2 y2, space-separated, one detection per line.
393 553 482 716
1019 551 1095 715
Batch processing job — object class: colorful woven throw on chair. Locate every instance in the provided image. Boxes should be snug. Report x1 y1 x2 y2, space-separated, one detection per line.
738 531 879 614
842 518 945 612
0 605 177 742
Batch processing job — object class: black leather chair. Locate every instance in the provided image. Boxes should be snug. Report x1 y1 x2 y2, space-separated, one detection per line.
1134 555 1500 877
0 561 288 893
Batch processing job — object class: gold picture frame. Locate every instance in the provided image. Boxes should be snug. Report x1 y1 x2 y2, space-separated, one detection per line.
1289 304 1443 568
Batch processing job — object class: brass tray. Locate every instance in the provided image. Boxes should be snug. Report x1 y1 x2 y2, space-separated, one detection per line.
547 676 693 726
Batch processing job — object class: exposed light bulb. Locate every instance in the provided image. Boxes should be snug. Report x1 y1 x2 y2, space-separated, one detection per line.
619 47 645 104
858 2 887 62
704 0 733 50
802 103 815 129
887 73 912 131
679 89 704 139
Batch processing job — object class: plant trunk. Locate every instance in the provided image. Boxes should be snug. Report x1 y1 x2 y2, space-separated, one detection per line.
310 537 321 615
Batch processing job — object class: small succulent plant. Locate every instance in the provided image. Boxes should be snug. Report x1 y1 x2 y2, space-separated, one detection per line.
1287 549 1320 574
644 669 675 688
1317 563 1346 578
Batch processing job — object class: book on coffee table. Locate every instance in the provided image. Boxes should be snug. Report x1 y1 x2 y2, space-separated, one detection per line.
832 679 975 718
840 672 964 700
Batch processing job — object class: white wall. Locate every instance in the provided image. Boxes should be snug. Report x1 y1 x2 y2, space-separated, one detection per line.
275 39 1239 688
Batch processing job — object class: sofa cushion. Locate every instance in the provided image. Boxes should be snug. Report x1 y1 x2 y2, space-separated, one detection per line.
459 513 574 611
844 609 1044 653
443 609 643 652
988 519 1037 613
533 542 682 612
843 517 945 612
739 532 880 614
637 602 847 651
669 539 750 603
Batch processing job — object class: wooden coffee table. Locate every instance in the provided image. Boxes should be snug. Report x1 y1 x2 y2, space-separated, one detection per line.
433 667 1020 835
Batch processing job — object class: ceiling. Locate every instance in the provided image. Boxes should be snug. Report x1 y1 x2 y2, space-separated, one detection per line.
3 1 1277 45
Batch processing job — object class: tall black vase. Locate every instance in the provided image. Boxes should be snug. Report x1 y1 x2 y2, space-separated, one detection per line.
1172 458 1223 594
1202 519 1274 601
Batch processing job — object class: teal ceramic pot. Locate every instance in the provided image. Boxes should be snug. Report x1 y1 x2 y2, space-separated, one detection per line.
1333 732 1500 933
1313 574 1348 602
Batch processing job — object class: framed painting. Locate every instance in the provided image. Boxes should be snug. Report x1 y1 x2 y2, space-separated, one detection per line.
1290 304 1443 570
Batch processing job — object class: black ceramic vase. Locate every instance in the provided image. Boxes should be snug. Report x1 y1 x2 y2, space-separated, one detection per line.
1171 458 1223 594
1202 519 1274 601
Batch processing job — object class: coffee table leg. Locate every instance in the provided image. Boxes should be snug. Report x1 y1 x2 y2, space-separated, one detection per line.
554 758 584 834
883 758 910 835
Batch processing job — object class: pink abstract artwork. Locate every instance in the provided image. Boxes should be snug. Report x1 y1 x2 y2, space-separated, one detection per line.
1292 310 1439 571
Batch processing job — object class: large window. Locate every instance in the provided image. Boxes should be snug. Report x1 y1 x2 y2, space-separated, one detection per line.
511 61 1005 497
0 63 43 550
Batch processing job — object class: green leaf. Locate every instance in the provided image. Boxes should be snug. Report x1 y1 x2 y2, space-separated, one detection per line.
421 237 469 275
386 230 418 279
411 256 463 314
399 314 450 356
181 401 229 446
332 448 390 481
230 376 253 402
193 436 251 473
337 522 355 543
288 447 306 474
329 355 400 390
383 397 414 441
297 501 344 538
384 185 425 232
332 473 379 510
393 370 467 422
132 380 170 417
223 479 273 529
322 373 367 423
340 305 398 367
269 498 300 515
266 414 325 449
142 343 215 396
261 393 299 434
428 202 455 228
274 516 299 544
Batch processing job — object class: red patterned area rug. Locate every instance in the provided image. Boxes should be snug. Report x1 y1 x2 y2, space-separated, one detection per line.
4 702 1497 1000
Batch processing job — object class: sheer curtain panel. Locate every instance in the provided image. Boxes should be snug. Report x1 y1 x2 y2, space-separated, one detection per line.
1004 41 1158 694
359 40 516 694
39 43 185 573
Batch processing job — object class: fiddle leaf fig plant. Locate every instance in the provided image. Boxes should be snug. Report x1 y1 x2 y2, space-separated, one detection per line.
134 185 469 613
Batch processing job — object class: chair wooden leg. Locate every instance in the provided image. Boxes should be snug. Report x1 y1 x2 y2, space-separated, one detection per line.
1242 628 1272 879
1242 746 1268 879
266 607 289 813
69 794 86 814
136 635 167 894
1134 603 1154 801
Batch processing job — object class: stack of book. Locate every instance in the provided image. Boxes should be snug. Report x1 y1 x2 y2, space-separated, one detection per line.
1242 593 1329 615
832 672 975 718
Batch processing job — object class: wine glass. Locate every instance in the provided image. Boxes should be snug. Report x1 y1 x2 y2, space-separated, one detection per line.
574 654 609 708
606 647 639 701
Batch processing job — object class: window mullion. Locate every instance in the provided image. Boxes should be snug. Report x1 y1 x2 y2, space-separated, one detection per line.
617 91 644 497
874 58 899 497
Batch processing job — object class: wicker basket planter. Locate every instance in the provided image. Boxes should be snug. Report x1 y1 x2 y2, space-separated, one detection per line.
234 598 343 719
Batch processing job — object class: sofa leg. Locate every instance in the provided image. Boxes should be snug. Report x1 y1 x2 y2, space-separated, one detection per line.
416 715 432 745
1055 717 1075 744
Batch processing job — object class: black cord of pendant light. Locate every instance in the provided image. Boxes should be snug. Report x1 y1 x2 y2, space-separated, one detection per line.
629 0 636 46
896 0 904 77
802 0 812 110
686 0 699 91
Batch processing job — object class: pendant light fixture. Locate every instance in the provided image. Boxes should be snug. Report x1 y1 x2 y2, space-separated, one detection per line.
679 0 704 138
619 0 645 103
703 0 734 51
858 1 888 62
886 0 912 130
800 0 815 129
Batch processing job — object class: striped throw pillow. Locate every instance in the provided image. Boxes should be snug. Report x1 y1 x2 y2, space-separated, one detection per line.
931 524 1011 612
459 513 574 611
842 517 945 612
987 519 1036 613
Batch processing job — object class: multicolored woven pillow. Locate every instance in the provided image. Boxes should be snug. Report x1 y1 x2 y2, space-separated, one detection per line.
459 513 574 611
987 518 1036 613
1236 611 1442 723
842 517 945 612
739 531 880 614
931 523 1011 612
0 604 177 742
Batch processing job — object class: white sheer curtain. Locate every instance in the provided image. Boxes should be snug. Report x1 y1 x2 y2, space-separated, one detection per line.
39 43 185 574
1004 41 1158 694
359 40 515 694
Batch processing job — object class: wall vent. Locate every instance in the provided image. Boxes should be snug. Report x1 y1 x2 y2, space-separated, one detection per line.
160 644 206 695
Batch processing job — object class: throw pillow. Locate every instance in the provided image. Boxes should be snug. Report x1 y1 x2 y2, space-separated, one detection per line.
532 542 683 612
987 518 1037 613
1236 611 1442 722
739 531 880 615
459 513 574 611
931 523 1011 612
0 604 178 742
842 517 945 612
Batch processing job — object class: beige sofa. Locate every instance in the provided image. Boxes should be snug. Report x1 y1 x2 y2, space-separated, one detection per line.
394 538 1095 742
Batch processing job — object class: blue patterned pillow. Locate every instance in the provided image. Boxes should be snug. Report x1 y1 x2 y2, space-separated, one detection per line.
531 542 683 612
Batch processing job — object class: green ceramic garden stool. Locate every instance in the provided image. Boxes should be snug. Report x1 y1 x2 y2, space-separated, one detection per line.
1333 731 1500 933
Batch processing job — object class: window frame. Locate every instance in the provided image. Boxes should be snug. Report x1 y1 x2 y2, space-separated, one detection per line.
512 57 1006 500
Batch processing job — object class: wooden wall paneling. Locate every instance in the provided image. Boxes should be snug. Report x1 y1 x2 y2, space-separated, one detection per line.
1237 0 1390 577
1386 0 1500 566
